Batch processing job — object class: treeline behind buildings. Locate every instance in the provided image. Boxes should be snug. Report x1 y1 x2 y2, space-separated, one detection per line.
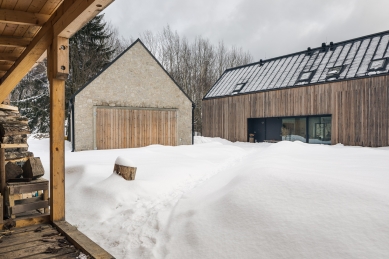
11 16 253 134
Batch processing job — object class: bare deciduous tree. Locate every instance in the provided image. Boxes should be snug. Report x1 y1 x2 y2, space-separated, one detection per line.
136 26 253 133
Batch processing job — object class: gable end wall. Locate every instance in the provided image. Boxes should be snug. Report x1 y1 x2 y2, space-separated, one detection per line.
74 42 192 151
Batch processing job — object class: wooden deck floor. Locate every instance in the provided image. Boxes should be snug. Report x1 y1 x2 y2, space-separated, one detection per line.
0 223 83 258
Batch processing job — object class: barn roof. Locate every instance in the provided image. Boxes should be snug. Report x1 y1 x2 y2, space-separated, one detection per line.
204 30 389 99
71 39 194 105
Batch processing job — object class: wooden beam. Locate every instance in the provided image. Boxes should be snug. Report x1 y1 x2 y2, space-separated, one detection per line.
0 36 33 47
1 144 29 149
53 221 115 259
1 148 5 223
0 214 50 229
0 148 5 197
0 0 114 103
54 0 113 38
0 9 50 26
0 53 19 62
0 194 3 224
48 40 66 222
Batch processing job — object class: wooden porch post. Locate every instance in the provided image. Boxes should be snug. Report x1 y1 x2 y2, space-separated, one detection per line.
48 36 69 222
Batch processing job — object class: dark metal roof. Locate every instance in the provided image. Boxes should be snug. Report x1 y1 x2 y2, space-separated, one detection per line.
204 30 389 99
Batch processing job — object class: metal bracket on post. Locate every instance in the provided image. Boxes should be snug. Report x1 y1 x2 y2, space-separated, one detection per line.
54 37 69 80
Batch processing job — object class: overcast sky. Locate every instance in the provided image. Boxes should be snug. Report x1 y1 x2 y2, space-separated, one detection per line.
103 0 389 61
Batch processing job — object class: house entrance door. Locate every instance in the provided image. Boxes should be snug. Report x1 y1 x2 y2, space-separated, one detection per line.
247 118 266 142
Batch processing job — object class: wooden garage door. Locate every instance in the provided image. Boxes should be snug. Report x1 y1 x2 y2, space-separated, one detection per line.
94 107 177 149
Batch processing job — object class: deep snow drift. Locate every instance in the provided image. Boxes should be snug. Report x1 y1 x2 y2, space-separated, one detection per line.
28 137 389 258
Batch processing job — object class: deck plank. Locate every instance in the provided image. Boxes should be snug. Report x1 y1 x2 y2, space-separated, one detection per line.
53 221 115 259
0 221 114 258
0 243 73 259
0 228 58 248
0 223 79 258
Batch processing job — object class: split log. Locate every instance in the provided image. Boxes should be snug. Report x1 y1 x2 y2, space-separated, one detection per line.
114 164 137 181
2 135 28 144
5 162 23 181
0 105 32 170
0 110 19 118
1 120 29 126
5 151 34 161
4 147 29 153
0 123 30 137
0 103 17 111
23 157 45 179
0 114 27 121
0 115 17 122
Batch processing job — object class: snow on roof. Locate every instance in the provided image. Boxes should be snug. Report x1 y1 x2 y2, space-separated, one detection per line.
204 30 389 99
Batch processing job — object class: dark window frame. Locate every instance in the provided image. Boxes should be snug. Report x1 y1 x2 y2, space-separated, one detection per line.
297 70 315 83
232 82 247 94
368 58 388 71
326 65 345 79
247 114 332 144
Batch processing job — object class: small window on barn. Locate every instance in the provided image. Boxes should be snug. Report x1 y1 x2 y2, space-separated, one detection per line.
326 66 343 79
298 71 313 82
232 83 246 94
368 58 387 71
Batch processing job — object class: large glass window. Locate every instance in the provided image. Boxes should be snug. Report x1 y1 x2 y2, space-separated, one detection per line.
308 116 331 144
248 115 331 144
281 117 306 142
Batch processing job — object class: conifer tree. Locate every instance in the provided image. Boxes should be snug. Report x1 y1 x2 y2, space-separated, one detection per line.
11 14 120 133
10 62 50 133
66 14 117 100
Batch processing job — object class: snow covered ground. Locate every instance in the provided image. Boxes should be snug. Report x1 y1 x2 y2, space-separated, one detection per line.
28 136 389 259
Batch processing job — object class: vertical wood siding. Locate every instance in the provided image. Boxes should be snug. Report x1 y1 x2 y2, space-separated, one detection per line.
202 75 389 147
95 107 177 150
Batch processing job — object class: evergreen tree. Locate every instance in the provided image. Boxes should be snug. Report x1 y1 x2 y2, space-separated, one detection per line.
10 14 121 133
66 14 117 101
10 62 50 133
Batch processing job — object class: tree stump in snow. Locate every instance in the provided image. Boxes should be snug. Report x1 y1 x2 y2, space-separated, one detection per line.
114 164 137 181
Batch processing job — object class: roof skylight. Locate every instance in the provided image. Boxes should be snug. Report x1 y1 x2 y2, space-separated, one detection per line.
298 71 313 82
326 66 343 79
232 83 246 94
368 58 387 71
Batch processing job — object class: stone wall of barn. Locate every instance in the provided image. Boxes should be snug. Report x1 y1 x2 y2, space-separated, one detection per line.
73 41 192 151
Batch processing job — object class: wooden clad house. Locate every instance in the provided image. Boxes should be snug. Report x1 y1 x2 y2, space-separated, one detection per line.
0 1 115 258
68 39 194 151
203 30 389 147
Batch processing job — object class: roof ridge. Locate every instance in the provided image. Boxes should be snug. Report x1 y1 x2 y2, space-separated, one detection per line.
225 29 389 72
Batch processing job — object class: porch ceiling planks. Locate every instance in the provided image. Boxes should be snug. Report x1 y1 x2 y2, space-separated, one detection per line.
0 0 114 103
0 36 33 47
0 9 50 26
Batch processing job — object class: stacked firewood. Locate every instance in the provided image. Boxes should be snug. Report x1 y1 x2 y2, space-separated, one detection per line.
0 105 34 161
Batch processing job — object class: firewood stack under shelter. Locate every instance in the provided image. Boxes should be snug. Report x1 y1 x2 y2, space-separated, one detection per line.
0 104 33 163
1 102 47 221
